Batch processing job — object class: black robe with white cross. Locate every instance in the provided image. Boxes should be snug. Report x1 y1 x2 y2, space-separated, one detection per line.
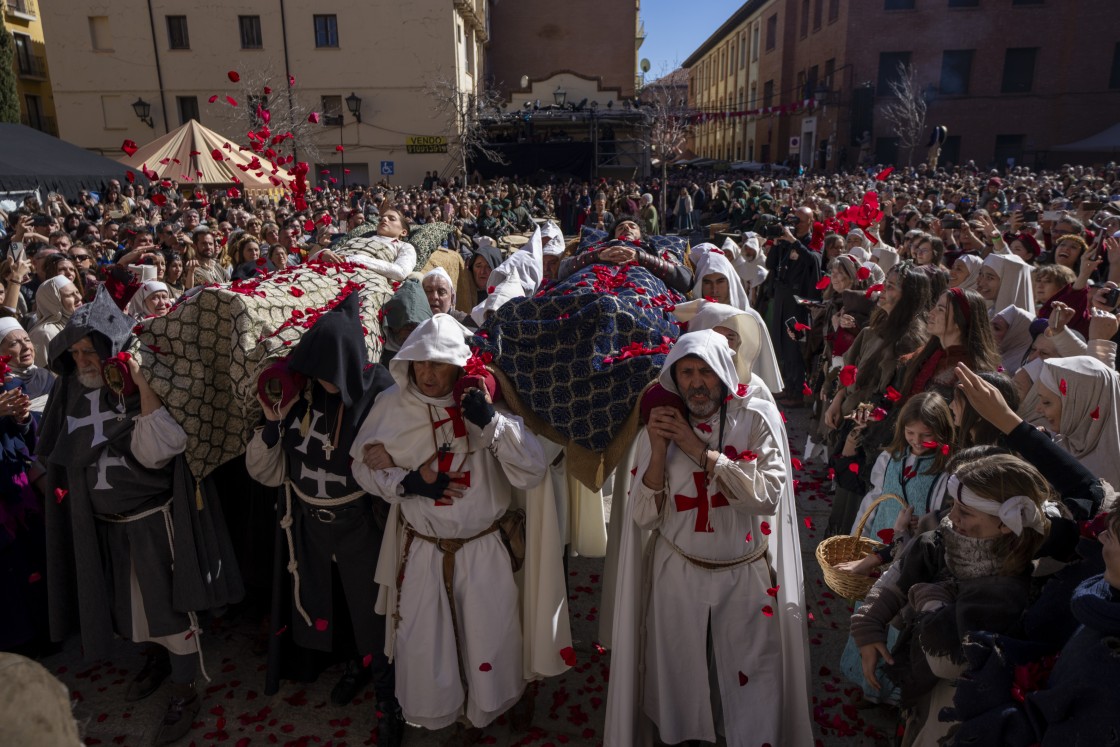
38 376 244 660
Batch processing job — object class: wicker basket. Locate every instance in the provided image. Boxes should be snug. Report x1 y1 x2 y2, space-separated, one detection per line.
815 493 906 601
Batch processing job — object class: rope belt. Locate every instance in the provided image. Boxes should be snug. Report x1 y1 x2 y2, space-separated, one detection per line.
95 498 210 682
281 480 366 627
395 519 501 698
659 532 770 571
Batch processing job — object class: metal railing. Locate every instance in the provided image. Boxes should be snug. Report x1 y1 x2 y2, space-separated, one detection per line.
16 53 46 78
21 113 57 136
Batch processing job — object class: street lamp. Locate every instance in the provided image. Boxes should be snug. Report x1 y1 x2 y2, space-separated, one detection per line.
132 97 154 128
345 92 362 123
553 86 566 107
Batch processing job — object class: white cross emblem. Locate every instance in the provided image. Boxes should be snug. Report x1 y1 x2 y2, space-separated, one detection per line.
93 453 129 490
295 410 334 457
300 463 348 498
67 392 118 448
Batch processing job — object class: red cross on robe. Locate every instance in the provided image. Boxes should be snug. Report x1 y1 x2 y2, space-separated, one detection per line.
433 450 471 506
432 406 468 439
673 471 729 533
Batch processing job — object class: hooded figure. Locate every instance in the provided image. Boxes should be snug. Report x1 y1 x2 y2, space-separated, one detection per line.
982 252 1035 316
350 314 551 733
604 330 812 747
470 228 544 327
244 291 403 735
380 279 433 364
30 276 80 368
675 300 784 396
1039 356 1120 493
993 304 1034 374
38 286 243 745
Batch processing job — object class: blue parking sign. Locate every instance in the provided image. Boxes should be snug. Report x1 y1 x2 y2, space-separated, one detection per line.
380 161 394 176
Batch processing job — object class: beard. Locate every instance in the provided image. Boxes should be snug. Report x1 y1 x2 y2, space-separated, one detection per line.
76 369 103 389
684 385 721 419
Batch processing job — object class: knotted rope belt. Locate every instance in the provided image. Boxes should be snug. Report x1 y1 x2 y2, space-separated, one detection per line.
281 480 365 627
96 499 210 682
395 519 502 699
658 532 770 571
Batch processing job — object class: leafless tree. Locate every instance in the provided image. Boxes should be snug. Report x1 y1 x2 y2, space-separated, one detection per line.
638 70 692 226
224 64 324 168
879 62 927 167
425 73 508 181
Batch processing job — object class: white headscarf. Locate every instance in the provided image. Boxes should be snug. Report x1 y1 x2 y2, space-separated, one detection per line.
674 299 784 394
658 329 744 402
31 276 75 331
994 304 1034 374
952 254 984 292
387 313 473 395
687 242 719 266
0 317 23 344
735 232 769 289
486 226 543 296
541 221 565 257
983 252 1035 316
471 276 524 327
691 249 751 310
127 280 169 318
1039 355 1120 492
872 244 899 275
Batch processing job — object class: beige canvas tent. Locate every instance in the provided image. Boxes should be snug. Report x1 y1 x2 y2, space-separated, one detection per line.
117 119 292 194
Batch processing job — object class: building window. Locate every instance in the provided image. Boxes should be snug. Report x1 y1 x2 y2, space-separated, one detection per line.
813 0 823 29
88 16 112 51
166 15 189 49
800 0 809 38
829 0 840 22
824 58 836 89
177 96 199 124
465 28 475 76
752 24 760 61
939 50 974 95
321 95 342 118
1001 47 1038 93
740 33 746 68
940 135 962 165
875 136 899 164
994 134 1025 166
765 14 777 50
24 94 43 130
1110 42 1120 89
948 0 979 6
12 33 32 75
763 79 774 107
885 0 915 8
239 15 263 49
877 51 912 95
313 14 339 48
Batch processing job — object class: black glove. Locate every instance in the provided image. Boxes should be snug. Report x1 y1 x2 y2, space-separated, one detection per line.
460 388 495 427
401 469 450 501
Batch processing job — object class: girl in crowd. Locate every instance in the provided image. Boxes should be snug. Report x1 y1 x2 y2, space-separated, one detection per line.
163 252 185 299
977 253 1035 316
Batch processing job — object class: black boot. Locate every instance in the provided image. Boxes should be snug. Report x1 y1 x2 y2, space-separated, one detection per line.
376 699 405 747
151 682 200 745
330 658 372 706
126 647 171 702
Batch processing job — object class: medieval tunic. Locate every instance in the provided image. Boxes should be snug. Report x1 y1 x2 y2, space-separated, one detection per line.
350 314 547 730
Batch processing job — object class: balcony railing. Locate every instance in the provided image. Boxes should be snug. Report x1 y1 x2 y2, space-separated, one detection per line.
17 53 47 79
3 0 37 19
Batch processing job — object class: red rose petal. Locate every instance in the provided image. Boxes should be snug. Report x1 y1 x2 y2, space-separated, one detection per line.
225 95 239 107
362 654 373 668
803 516 814 530
857 266 872 281
208 94 219 104
802 381 813 396
838 365 858 388
308 112 321 124
761 605 774 617
885 386 902 402
766 586 779 597
815 276 831 290
738 671 748 686
695 422 712 433
227 70 240 82
745 531 752 543
559 646 577 666
827 467 836 480
54 488 67 503
121 139 138 156
791 457 803 470
1091 406 1101 420
478 662 492 672
848 462 860 474
760 521 772 535
1058 378 1068 395
27 571 41 583
876 528 895 544
736 383 749 397
313 618 328 631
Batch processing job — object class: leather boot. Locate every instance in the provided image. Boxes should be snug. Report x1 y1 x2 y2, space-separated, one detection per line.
440 722 483 747
126 648 171 702
330 658 372 706
376 699 405 747
151 682 199 745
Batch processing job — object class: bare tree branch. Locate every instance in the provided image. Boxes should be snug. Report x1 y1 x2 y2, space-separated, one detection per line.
425 73 508 180
638 69 692 223
226 64 323 169
880 62 927 166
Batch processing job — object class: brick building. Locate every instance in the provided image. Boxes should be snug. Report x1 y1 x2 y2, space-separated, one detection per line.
684 0 1120 170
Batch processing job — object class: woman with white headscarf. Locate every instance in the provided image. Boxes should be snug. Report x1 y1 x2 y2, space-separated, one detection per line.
0 317 53 411
1037 356 1120 492
28 276 81 368
991 304 1034 374
977 253 1034 317
127 280 173 319
948 254 983 292
872 244 899 276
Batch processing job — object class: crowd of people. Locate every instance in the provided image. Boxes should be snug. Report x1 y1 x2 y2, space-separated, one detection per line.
0 158 1118 747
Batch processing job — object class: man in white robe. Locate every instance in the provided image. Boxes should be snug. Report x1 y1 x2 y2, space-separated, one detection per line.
605 330 813 746
350 314 548 736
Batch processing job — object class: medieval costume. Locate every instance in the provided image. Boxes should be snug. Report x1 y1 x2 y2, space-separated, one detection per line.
604 330 813 746
245 293 403 742
351 314 549 731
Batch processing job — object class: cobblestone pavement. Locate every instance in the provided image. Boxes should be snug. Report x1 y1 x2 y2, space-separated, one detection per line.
44 405 897 746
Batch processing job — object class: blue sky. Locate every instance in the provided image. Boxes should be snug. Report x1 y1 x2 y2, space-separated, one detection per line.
639 0 745 79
